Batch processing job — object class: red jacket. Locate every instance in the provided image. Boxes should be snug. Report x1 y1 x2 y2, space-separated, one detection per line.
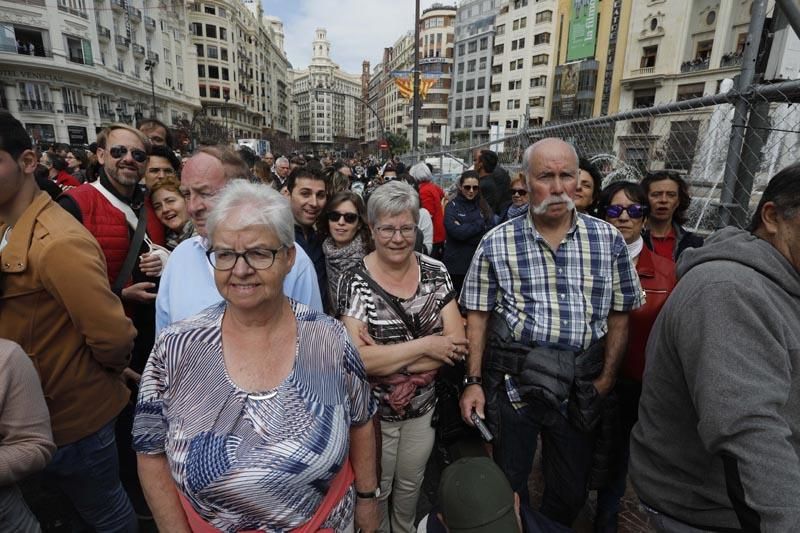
621 246 677 381
62 184 164 286
419 181 445 244
55 169 81 189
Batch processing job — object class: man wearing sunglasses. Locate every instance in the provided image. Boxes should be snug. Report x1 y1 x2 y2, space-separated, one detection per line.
0 112 138 531
459 138 642 528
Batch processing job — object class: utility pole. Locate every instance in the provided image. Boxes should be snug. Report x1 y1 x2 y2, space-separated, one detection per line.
412 0 421 160
145 58 157 118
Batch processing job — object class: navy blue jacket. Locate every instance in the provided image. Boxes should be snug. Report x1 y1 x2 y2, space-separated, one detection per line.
443 193 493 276
294 224 327 306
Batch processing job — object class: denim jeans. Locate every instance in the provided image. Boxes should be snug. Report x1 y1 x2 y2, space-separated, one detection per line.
43 419 138 532
493 392 595 527
0 484 40 533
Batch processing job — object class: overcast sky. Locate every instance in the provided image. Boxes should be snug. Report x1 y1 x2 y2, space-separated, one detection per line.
261 0 443 73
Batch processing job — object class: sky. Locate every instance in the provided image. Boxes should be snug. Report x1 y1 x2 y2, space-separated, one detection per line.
261 0 444 73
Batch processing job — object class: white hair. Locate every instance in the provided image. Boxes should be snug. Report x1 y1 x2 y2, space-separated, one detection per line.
409 161 433 182
367 180 420 225
206 180 295 248
275 156 289 166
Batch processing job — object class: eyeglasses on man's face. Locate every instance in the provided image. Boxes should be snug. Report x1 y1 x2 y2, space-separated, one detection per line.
206 247 285 271
108 145 148 163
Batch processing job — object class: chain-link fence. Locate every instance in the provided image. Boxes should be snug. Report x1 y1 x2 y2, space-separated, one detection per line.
403 78 800 233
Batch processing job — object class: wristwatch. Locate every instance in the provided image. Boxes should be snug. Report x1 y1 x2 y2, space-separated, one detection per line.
356 487 381 499
463 375 483 387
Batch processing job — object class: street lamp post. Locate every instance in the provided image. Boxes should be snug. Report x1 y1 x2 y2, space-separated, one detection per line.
223 95 231 143
144 58 157 118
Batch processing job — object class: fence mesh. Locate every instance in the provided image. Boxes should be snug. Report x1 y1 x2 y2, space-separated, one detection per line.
403 78 800 233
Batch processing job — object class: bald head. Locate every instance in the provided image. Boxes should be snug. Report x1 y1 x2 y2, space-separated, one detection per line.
522 138 579 177
180 152 229 237
523 138 579 224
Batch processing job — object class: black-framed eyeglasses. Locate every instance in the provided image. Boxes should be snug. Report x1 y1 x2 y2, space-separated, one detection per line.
511 188 528 196
109 145 148 163
605 204 647 219
327 211 359 224
462 185 479 192
206 247 284 271
375 224 417 240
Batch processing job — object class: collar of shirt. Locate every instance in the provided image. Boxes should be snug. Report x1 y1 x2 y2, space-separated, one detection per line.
99 169 145 210
524 209 581 245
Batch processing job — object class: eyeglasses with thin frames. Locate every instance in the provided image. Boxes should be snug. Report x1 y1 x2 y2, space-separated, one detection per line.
206 247 285 271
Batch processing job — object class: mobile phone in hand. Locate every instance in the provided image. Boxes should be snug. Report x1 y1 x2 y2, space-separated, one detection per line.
471 410 493 442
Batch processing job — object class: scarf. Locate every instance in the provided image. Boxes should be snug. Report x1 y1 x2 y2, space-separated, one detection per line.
627 236 644 260
506 203 529 220
166 220 196 251
323 233 366 302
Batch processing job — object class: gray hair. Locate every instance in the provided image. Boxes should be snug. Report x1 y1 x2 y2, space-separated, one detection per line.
409 161 432 182
276 156 289 166
206 180 295 248
521 138 579 176
367 180 420 225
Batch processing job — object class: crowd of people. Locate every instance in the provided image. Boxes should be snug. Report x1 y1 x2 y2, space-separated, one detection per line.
0 108 799 533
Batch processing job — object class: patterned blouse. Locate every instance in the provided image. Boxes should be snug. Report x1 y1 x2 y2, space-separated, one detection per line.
132 301 376 533
337 253 456 422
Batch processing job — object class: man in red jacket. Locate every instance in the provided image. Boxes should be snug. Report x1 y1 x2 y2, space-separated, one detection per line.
409 162 445 259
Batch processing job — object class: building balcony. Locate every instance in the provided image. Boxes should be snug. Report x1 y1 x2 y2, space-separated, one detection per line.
680 57 710 73
132 43 145 57
111 0 125 12
18 99 54 112
97 25 111 42
99 109 116 120
57 2 88 18
145 16 156 31
128 7 142 22
720 52 743 68
0 43 52 58
115 35 130 50
64 104 88 116
630 66 655 76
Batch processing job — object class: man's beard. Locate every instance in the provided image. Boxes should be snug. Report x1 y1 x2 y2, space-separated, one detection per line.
106 163 142 186
531 193 575 215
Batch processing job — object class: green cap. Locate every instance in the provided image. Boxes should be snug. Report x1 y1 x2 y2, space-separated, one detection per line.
438 457 520 533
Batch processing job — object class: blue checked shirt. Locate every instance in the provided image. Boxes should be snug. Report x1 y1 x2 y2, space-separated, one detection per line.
460 211 643 404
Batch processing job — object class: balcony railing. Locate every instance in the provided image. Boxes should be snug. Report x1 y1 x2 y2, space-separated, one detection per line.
115 35 130 49
720 52 743 68
57 3 89 18
99 109 116 120
128 7 142 22
132 43 145 56
111 0 125 11
97 25 111 41
631 66 655 76
147 51 159 62
64 104 88 115
680 57 710 73
145 16 156 31
0 43 53 58
18 100 54 112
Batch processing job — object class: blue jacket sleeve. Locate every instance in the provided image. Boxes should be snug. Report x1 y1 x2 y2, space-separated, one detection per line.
444 201 487 242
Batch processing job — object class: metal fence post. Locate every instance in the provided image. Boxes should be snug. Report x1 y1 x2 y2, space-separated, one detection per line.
717 0 768 228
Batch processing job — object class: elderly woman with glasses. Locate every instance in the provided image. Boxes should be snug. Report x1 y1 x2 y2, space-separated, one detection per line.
443 170 496 297
593 181 676 531
337 181 468 533
133 181 379 532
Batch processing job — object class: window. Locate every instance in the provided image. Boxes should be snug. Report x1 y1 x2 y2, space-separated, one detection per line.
219 27 227 41
458 44 465 55
494 44 504 55
513 0 528 8
456 80 464 93
457 62 464 74
209 86 220 98
455 117 461 129
480 37 488 50
629 120 651 134
736 32 747 54
466 79 475 91
199 85 207 97
477 77 486 89
207 45 218 59
464 116 473 128
495 24 505 36
489 101 500 111
696 40 713 60
534 32 550 45
197 64 205 77
530 75 547 87
479 57 487 70
62 87 83 114
506 99 520 109
512 38 525 50
677 82 704 101
205 25 217 39
468 40 477 53
467 59 476 72
222 67 229 80
456 99 463 111
535 10 552 24
65 36 92 66
475 114 483 127
641 45 658 68
220 48 228 61
513 18 520 30
476 95 484 107
208 65 219 78
191 22 202 36
196 44 204 57
491 83 501 93
218 7 226 17
665 120 700 171
633 88 656 108
510 58 524 70
529 96 545 107
532 54 548 65
465 97 474 109
204 5 215 14
508 80 522 90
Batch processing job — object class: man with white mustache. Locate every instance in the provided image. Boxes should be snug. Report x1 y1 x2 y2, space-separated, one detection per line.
458 138 642 528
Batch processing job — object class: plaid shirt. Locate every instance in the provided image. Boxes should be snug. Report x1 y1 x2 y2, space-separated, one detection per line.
460 211 643 351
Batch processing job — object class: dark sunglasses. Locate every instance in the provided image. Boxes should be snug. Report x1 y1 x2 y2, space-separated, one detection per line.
462 185 479 192
511 188 528 196
605 204 647 219
108 145 147 163
327 211 359 224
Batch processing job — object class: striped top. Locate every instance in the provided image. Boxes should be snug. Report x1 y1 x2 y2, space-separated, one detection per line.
132 300 376 533
459 211 643 351
337 254 456 422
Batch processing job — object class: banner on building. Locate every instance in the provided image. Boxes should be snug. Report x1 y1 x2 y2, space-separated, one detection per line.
566 0 598 62
391 70 440 101
559 62 580 115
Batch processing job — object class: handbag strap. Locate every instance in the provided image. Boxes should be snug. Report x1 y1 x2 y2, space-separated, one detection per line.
354 265 419 337
112 204 147 294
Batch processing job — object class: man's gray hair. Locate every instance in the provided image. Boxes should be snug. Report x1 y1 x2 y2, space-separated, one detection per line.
276 156 289 166
521 138 579 176
206 180 295 248
409 161 433 182
367 180 420 225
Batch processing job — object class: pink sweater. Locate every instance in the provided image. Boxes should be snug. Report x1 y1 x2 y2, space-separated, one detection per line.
0 339 55 485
